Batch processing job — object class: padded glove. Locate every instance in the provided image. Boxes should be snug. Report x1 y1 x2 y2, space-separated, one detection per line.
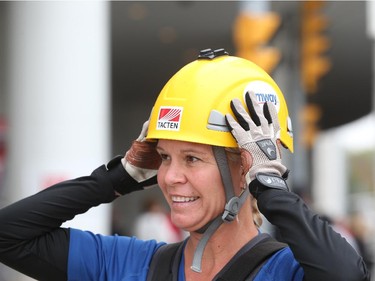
225 91 288 187
121 120 161 189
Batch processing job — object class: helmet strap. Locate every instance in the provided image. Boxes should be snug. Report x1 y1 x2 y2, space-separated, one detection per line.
190 146 250 272
190 215 223 272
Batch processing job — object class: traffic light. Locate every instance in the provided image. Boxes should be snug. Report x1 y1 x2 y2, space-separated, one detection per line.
233 12 281 74
300 104 322 148
301 1 331 94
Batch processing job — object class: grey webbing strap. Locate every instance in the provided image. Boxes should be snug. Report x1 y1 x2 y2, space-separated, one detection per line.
213 146 249 222
191 216 223 272
212 146 235 201
195 146 236 233
190 147 250 273
191 189 250 273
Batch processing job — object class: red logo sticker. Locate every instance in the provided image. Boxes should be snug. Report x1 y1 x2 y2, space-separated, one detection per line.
156 107 183 131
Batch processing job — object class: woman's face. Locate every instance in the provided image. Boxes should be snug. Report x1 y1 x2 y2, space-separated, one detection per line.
156 139 227 232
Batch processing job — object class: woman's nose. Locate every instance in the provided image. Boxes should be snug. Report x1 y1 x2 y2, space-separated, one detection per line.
163 161 187 186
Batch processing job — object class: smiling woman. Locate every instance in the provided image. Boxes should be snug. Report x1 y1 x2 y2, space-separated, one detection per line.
0 49 370 281
156 140 230 233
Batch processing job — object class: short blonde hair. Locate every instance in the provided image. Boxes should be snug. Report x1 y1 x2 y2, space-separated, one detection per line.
251 197 263 227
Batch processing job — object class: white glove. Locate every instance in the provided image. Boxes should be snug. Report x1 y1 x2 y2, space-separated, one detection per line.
225 91 288 186
122 120 161 188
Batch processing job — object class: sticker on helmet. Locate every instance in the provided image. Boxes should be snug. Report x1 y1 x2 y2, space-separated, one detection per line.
156 106 183 131
244 81 280 112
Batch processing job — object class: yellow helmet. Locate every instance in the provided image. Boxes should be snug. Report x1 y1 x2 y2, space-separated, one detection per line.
147 48 293 152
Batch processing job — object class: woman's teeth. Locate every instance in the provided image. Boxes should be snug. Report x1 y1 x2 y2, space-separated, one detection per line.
171 196 198 203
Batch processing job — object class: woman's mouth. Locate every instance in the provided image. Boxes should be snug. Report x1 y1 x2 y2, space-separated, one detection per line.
171 196 199 203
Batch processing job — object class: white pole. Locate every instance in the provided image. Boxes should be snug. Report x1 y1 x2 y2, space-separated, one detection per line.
4 2 110 279
367 1 375 113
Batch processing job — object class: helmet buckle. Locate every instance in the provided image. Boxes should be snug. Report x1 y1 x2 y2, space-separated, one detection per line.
222 196 240 222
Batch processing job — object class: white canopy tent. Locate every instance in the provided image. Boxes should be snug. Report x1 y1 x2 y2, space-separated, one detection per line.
313 113 375 218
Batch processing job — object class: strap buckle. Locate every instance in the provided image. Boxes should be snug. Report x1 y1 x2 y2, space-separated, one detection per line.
222 196 241 222
222 188 250 222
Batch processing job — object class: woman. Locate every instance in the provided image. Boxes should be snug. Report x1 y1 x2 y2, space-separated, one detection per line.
0 49 370 280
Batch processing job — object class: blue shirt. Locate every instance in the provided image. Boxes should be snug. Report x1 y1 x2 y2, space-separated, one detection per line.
68 228 304 280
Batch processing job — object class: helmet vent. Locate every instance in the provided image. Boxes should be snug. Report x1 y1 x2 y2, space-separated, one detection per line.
198 48 229 60
207 110 229 132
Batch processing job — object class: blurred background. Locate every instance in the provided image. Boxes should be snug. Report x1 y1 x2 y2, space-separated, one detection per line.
0 1 374 280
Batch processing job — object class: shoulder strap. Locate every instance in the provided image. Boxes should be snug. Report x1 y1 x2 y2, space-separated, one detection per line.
216 236 287 281
147 236 286 281
146 241 185 281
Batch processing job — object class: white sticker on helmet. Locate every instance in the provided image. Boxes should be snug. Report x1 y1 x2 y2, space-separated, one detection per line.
243 81 280 112
156 106 183 131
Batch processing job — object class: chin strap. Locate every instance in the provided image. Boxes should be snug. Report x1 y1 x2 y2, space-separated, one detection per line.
190 216 222 272
190 146 250 273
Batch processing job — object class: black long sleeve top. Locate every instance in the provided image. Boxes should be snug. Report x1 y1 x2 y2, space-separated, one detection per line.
0 158 370 281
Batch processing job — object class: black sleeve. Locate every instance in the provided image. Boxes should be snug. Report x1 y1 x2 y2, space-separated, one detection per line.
0 157 136 281
257 189 370 281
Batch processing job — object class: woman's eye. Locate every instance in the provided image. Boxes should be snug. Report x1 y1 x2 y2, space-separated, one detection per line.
186 155 199 163
159 153 170 161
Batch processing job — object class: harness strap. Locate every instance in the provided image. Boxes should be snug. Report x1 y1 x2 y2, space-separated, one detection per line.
146 235 287 281
215 236 287 281
146 240 185 281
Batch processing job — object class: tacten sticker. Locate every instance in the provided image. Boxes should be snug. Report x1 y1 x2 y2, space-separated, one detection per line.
156 106 183 131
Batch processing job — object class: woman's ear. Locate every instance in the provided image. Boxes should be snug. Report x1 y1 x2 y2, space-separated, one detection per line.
240 149 252 177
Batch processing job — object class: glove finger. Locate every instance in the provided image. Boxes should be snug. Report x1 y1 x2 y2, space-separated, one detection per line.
265 101 281 139
232 97 264 136
225 113 250 145
225 113 235 132
229 98 263 143
245 92 261 126
230 98 251 131
263 102 272 125
246 91 271 136
137 120 150 141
